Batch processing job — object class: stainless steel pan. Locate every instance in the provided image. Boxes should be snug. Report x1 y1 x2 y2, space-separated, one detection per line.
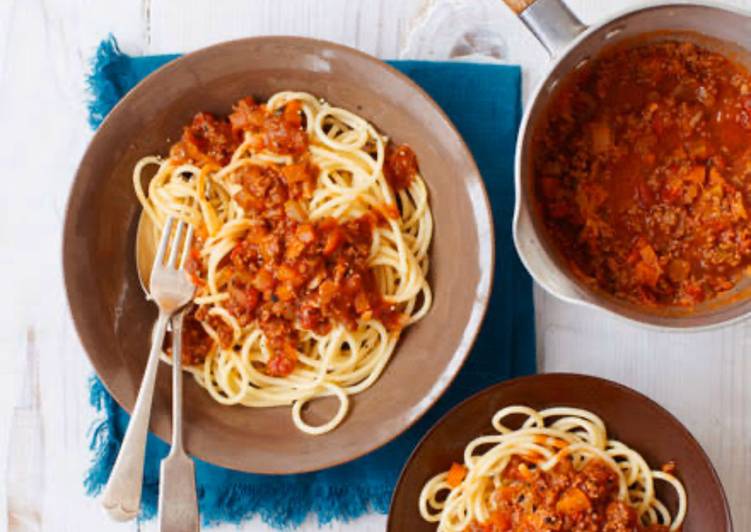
506 0 751 330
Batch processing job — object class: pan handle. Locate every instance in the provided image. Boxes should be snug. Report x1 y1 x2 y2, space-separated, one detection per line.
500 0 586 56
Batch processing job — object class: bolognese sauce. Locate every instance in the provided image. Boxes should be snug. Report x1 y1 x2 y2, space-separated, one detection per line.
534 40 751 307
464 457 670 532
169 97 418 376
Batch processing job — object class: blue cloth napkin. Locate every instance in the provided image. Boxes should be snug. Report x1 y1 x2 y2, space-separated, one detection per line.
84 36 535 529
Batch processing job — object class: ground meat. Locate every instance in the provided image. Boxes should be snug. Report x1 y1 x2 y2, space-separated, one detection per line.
535 40 751 307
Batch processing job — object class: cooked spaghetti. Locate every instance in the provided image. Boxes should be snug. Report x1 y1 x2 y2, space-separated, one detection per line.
418 406 686 531
134 91 432 435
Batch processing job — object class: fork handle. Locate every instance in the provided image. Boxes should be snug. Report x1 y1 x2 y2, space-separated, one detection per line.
101 311 170 521
158 310 200 532
158 453 199 532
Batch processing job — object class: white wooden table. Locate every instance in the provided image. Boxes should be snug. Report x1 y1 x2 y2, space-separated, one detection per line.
1 0 749 530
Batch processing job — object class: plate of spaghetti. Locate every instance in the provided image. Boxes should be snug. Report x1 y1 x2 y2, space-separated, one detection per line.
63 37 493 473
134 91 433 435
388 374 732 531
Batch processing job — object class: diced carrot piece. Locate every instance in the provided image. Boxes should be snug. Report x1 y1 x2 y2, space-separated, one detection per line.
318 280 337 305
488 511 512 531
283 100 303 127
282 162 311 184
252 269 274 292
667 259 690 283
284 200 305 221
446 462 467 488
708 167 724 185
556 487 591 514
639 243 658 265
634 261 661 288
323 227 344 256
590 122 612 154
285 238 305 260
277 264 300 283
296 223 316 243
685 166 706 184
377 203 400 220
275 283 296 302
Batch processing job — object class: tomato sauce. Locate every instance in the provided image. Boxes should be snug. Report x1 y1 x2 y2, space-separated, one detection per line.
534 40 751 307
468 457 670 532
164 310 214 366
170 112 239 166
169 97 417 375
384 142 418 191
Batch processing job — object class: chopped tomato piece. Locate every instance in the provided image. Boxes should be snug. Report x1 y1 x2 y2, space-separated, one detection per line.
384 143 418 191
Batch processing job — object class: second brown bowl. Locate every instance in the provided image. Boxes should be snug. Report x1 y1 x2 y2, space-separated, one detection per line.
388 374 732 531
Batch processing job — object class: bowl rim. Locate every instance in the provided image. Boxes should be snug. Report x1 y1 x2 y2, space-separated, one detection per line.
62 35 496 473
387 372 733 531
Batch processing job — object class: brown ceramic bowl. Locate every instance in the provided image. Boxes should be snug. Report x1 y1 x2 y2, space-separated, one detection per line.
388 373 732 531
63 37 493 474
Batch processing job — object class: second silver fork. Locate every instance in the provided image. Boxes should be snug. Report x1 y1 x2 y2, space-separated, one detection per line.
158 307 199 532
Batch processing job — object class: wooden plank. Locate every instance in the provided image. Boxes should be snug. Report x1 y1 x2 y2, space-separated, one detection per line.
147 0 424 57
0 0 146 530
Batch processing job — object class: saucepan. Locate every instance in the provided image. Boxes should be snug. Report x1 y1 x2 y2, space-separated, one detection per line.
506 0 751 330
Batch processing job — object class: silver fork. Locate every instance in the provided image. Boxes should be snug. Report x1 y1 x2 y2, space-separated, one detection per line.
101 217 196 521
157 307 199 532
